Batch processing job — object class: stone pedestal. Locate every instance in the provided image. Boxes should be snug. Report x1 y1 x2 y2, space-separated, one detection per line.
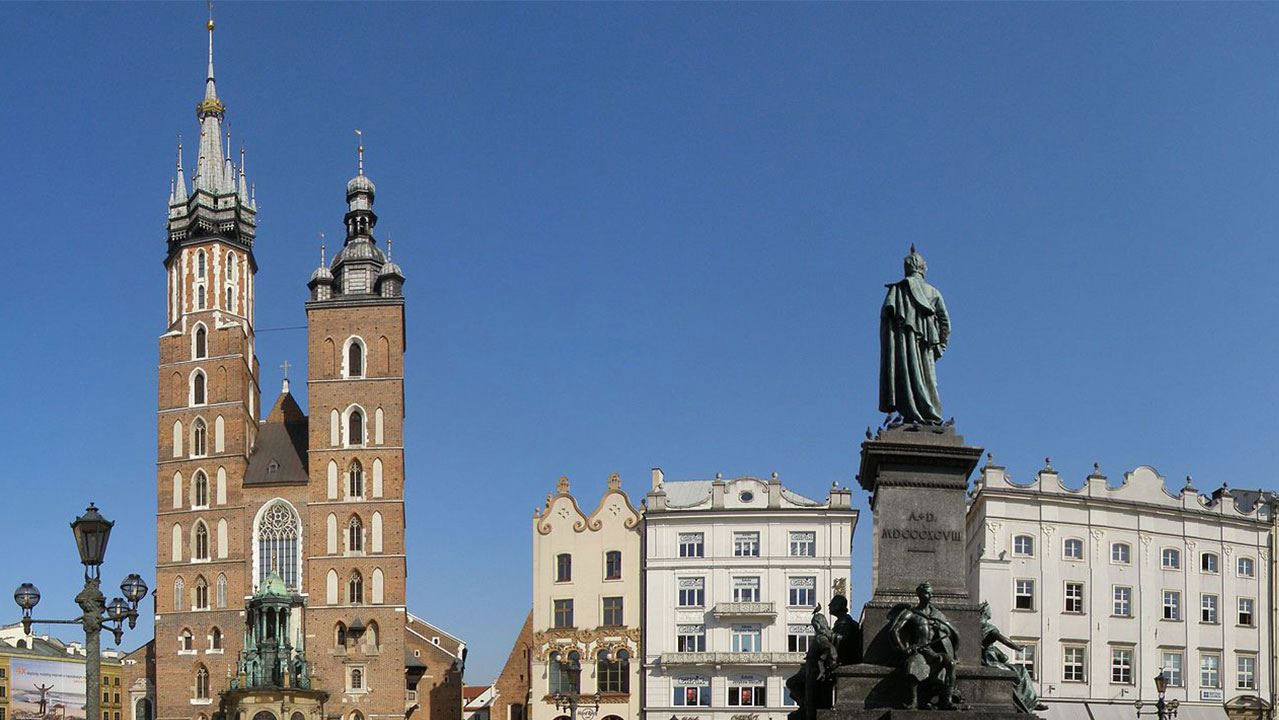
814 423 1027 720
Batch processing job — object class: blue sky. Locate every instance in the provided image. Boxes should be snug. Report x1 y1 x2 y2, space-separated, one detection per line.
2 2 1279 682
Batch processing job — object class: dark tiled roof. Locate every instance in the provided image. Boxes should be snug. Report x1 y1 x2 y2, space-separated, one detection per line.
405 650 427 670
244 390 309 486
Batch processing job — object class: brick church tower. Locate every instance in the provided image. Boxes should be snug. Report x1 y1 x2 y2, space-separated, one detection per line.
141 14 453 720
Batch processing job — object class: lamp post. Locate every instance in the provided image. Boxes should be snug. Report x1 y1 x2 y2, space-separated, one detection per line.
548 650 600 720
1136 673 1180 720
12 504 148 720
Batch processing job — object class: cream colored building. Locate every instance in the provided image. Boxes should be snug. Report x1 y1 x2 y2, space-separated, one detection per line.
966 461 1272 720
530 475 642 720
642 471 857 720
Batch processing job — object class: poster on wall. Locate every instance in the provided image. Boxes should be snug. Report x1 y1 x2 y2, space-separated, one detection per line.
10 659 87 720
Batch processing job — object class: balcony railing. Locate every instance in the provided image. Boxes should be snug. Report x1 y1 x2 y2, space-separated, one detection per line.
710 602 776 618
658 651 803 666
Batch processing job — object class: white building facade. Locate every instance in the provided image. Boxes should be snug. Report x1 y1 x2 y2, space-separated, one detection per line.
643 470 858 720
966 462 1272 720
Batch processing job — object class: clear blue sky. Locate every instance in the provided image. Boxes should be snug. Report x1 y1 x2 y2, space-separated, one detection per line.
2 2 1279 683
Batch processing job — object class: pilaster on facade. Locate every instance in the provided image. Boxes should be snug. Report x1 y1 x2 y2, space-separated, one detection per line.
530 475 642 720
641 470 857 720
966 461 1273 720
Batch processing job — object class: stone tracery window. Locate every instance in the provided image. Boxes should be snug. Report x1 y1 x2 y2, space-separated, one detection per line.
255 501 301 590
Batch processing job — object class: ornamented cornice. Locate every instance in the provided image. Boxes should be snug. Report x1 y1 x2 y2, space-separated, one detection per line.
531 626 641 660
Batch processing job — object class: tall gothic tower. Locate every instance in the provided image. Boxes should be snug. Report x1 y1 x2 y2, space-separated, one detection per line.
303 140 409 719
155 15 259 720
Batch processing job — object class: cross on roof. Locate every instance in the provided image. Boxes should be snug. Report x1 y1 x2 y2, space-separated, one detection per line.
280 360 291 380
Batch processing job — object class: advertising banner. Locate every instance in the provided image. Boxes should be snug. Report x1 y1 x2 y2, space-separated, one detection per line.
10 658 87 720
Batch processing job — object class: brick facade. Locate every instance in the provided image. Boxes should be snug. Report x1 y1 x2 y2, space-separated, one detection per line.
487 613 532 720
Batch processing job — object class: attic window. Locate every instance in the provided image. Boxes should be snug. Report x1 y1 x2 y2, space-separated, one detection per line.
432 637 440 645
414 650 421 657
267 460 280 475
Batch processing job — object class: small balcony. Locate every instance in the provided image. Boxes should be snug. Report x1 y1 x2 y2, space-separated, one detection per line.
658 651 804 666
711 602 776 618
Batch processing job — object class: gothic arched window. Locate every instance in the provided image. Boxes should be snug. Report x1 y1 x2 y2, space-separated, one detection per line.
194 523 209 561
348 461 363 498
348 516 364 553
193 471 208 508
174 577 185 612
335 622 347 647
197 285 206 310
226 251 236 279
210 626 222 650
192 371 206 406
196 250 206 279
348 571 364 604
225 286 233 310
347 339 364 378
216 574 227 608
194 326 207 359
194 576 208 609
192 419 207 457
348 409 364 446
255 501 301 590
195 665 209 699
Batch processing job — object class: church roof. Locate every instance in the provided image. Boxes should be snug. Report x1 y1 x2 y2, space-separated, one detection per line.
244 386 309 486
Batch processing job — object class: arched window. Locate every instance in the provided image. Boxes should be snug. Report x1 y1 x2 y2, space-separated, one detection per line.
348 571 364 604
1012 534 1034 557
216 574 227 608
194 576 208 609
191 371 206 406
192 419 207 457
1162 547 1181 570
347 409 364 446
1201 552 1219 573
348 516 364 553
255 501 301 590
350 669 363 691
174 578 185 612
179 629 193 652
195 665 209 699
549 651 581 694
371 568 384 604
210 627 222 650
1063 538 1083 560
225 286 233 310
335 622 347 647
172 523 183 562
193 471 208 508
597 649 630 693
346 338 365 378
194 523 209 561
348 461 364 498
1111 542 1131 564
193 326 207 359
196 250 206 278
226 252 236 279
196 285 206 310
371 512 383 553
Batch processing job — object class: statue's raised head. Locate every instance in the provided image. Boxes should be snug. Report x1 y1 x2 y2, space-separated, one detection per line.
915 582 933 603
829 593 849 615
979 600 991 619
904 244 927 277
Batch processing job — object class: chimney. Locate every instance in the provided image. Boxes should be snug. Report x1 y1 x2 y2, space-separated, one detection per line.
651 467 664 492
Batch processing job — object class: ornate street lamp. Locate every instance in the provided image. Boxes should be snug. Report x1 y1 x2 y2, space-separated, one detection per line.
1136 672 1179 720
549 650 599 720
13 503 147 720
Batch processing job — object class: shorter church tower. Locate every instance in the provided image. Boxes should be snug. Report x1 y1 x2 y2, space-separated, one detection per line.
303 138 410 719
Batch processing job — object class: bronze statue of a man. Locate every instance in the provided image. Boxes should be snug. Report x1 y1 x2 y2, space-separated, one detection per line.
891 582 961 710
785 594 861 720
880 246 950 425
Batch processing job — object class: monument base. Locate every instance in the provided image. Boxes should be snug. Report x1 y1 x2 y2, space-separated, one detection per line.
820 663 1022 716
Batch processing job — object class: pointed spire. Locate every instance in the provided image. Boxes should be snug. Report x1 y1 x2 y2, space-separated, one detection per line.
320 232 327 266
222 131 235 193
174 136 188 204
386 233 392 260
205 1 217 95
238 144 249 202
250 182 256 209
169 177 175 205
356 129 364 176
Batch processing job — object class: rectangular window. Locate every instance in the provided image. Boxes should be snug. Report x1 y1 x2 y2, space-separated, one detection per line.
1201 553 1218 574
1014 579 1035 610
728 684 767 707
678 532 704 558
789 531 816 557
1063 645 1086 682
1111 648 1134 685
678 577 705 608
553 599 573 629
1162 548 1181 569
1239 598 1255 626
1064 582 1084 614
1162 590 1181 621
1111 542 1131 564
602 596 623 627
1162 652 1183 687
673 684 711 707
733 531 760 557
789 576 816 608
1113 586 1132 617
788 624 813 653
1201 653 1220 688
1201 594 1218 624
676 625 706 653
732 625 762 653
555 553 572 583
1237 655 1256 690
732 576 761 603
604 551 622 580
1238 556 1255 577
1013 644 1037 681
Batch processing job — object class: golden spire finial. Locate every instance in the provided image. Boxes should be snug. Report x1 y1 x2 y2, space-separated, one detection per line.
207 0 214 31
355 128 364 176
